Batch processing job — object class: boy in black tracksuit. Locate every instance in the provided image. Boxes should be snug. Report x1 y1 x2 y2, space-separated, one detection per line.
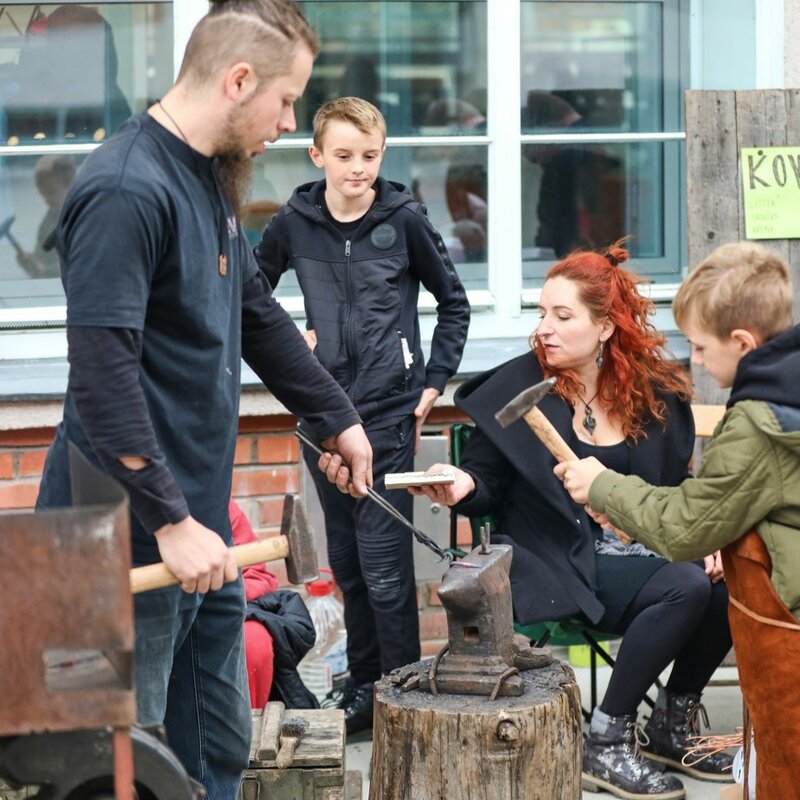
255 97 470 734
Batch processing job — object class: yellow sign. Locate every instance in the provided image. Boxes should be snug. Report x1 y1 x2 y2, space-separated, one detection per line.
741 147 800 240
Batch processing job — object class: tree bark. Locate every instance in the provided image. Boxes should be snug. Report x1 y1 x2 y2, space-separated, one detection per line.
369 660 581 800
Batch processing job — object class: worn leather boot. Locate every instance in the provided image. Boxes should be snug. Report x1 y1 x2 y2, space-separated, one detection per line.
642 690 734 782
583 709 686 799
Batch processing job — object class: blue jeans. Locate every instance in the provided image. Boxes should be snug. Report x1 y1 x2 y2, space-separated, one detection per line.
134 577 252 800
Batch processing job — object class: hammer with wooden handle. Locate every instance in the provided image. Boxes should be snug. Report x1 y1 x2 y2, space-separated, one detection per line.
129 493 318 594
494 377 633 545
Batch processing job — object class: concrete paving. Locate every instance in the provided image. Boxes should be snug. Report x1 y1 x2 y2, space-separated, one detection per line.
346 658 743 799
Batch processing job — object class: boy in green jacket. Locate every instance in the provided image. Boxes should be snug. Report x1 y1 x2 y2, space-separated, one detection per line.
556 241 800 797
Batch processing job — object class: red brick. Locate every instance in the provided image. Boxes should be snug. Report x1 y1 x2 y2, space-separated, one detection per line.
0 453 13 479
258 497 287 526
427 582 442 607
456 516 473 548
0 428 55 447
231 467 299 497
234 437 254 465
238 415 296 435
421 638 448 657
256 435 299 465
0 481 40 510
18 450 48 477
418 609 448 641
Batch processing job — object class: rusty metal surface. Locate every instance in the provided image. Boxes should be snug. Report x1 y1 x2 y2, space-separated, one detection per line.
0 445 135 735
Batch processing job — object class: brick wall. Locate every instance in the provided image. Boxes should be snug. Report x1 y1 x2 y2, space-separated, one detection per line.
0 407 472 653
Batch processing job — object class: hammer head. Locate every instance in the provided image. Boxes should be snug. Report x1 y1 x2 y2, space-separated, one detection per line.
494 376 557 429
0 216 15 240
280 494 318 585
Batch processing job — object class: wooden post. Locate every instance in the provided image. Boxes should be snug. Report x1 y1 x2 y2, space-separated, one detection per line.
368 660 582 800
685 89 800 462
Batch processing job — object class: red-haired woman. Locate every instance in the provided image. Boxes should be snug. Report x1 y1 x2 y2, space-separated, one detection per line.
412 243 733 799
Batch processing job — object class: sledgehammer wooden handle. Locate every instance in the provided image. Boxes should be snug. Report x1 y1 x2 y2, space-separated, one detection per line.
523 406 634 546
130 536 290 594
523 406 579 463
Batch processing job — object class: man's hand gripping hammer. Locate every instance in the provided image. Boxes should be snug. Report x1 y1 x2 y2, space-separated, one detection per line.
129 494 318 593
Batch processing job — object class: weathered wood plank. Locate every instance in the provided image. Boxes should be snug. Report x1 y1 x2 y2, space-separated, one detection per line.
685 90 740 266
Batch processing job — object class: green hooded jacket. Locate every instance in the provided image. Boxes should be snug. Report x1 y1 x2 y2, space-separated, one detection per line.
588 324 800 619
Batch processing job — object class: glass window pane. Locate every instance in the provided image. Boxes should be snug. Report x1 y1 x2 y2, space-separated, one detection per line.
2 3 172 145
0 2 172 308
295 1 488 137
520 2 663 133
249 144 488 292
522 140 683 286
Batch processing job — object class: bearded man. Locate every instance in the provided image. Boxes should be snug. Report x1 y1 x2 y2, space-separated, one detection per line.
36 2 372 798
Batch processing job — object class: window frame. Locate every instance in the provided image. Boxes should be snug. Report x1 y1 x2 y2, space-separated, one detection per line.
0 0 690 356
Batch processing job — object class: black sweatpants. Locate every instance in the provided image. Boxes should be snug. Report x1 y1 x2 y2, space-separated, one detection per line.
600 561 732 717
303 415 420 685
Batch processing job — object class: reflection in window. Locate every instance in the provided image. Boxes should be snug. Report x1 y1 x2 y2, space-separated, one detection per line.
1 3 171 145
295 1 488 138
522 141 672 286
0 3 172 303
520 2 663 133
252 144 489 292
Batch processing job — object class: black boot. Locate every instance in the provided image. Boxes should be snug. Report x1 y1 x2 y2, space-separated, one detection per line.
322 679 374 737
583 710 686 799
642 690 734 783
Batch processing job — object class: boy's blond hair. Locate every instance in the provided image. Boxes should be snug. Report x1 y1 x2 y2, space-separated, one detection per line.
312 97 386 150
673 241 794 343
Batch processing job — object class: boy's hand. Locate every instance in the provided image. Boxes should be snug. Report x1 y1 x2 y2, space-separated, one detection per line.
154 516 238 594
301 329 317 351
320 423 373 497
413 387 441 454
553 457 607 504
407 464 474 506
704 550 725 583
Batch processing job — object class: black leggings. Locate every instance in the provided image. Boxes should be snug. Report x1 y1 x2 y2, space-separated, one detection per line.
599 561 732 717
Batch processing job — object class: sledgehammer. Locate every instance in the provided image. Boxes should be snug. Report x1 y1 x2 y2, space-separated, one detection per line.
494 377 633 545
129 493 318 593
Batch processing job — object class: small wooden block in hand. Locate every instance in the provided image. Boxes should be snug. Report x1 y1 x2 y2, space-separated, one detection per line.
384 471 455 489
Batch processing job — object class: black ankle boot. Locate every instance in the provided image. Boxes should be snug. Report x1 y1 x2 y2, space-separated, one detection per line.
642 691 734 783
583 711 685 799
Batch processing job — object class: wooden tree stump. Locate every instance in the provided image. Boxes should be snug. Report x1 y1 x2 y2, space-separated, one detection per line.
369 659 582 800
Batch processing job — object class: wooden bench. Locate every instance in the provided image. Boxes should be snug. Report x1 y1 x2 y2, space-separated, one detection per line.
692 404 726 440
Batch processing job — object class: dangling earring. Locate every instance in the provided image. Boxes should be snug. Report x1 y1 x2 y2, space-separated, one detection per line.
596 341 604 369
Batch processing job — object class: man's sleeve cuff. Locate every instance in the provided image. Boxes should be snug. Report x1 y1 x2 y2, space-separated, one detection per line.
588 469 621 513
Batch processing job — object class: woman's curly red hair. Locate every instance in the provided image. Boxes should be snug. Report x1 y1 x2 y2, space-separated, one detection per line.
532 240 690 440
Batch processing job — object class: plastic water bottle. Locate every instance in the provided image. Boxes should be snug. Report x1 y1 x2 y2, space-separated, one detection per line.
297 569 348 703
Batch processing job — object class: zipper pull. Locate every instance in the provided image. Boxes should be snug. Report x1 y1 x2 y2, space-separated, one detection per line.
345 240 351 257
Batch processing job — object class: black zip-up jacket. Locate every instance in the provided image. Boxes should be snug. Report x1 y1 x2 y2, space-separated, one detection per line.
255 177 471 426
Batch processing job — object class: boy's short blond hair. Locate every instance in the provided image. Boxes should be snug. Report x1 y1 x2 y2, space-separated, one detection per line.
312 97 386 150
673 241 794 343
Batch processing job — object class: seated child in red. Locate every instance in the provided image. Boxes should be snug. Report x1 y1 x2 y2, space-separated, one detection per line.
229 499 279 708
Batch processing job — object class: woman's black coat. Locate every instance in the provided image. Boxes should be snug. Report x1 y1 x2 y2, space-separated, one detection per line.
453 352 694 626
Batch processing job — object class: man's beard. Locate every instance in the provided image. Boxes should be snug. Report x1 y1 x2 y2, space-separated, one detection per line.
215 114 254 219
216 149 253 220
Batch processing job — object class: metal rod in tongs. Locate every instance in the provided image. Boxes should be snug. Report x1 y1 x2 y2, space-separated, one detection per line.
295 429 453 562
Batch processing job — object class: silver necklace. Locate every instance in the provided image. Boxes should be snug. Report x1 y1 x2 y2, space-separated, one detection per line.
577 390 600 436
157 100 229 277
157 99 191 148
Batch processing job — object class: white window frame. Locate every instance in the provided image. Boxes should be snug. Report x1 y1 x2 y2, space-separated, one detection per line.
0 0 781 362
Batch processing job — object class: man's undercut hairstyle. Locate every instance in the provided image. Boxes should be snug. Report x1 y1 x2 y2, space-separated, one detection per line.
673 241 794 343
312 97 387 150
178 0 319 91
